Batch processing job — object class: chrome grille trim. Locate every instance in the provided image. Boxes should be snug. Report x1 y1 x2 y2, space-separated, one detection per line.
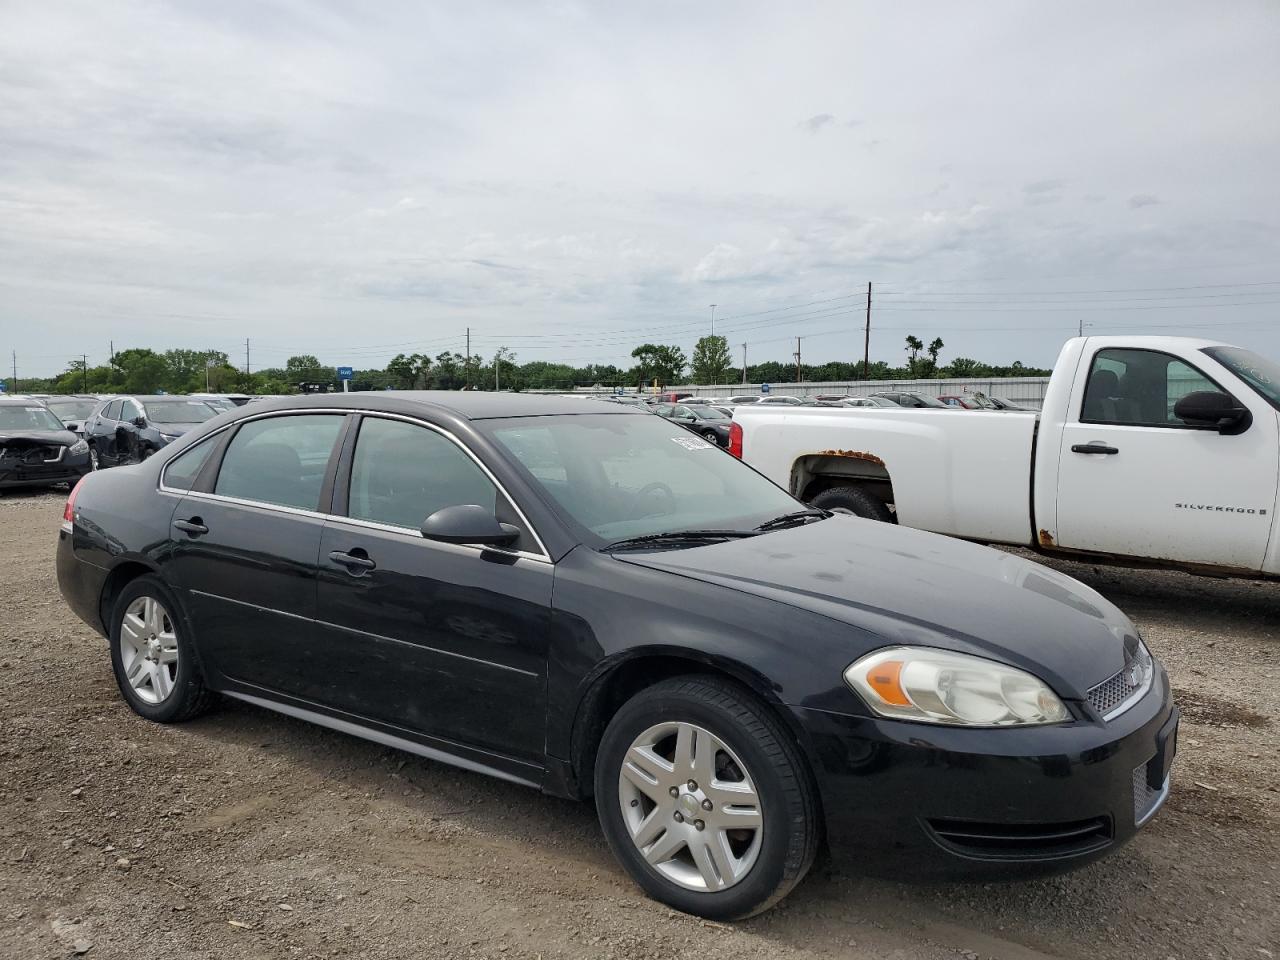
1087 662 1152 721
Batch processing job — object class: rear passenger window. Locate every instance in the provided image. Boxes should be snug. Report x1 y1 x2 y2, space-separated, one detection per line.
348 417 497 529
215 415 344 510
162 438 216 491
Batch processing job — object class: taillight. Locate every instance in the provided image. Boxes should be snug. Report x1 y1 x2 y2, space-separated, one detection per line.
728 421 743 458
62 476 86 527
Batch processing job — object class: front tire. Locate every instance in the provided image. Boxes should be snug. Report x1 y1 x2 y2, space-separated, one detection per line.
594 676 819 919
109 575 214 723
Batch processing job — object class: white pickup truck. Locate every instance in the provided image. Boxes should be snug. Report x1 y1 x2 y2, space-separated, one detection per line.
731 336 1280 578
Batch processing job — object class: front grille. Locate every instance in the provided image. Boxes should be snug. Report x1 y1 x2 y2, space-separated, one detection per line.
925 816 1112 861
1 444 63 464
1087 658 1154 719
1133 760 1169 825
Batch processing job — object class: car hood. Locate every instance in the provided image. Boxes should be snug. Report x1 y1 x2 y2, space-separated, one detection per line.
0 429 77 446
617 516 1137 696
152 422 203 436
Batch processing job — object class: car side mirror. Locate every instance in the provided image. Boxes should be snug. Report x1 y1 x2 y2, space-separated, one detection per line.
132 416 147 428
420 503 520 547
1173 391 1250 433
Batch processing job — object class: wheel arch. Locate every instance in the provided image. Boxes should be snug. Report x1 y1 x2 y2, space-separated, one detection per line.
567 648 814 801
790 452 895 507
97 558 162 634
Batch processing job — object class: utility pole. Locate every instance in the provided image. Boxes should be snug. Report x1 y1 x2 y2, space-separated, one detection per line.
741 343 747 384
709 304 717 337
465 327 471 389
82 354 88 392
11 350 17 393
794 336 802 383
864 281 872 380
244 338 250 385
109 340 115 366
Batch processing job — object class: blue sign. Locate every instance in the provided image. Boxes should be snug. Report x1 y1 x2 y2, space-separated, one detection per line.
0 380 6 393
760 383 771 394
337 366 354 380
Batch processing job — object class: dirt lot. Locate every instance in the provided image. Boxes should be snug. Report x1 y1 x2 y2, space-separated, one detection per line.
1 489 1277 960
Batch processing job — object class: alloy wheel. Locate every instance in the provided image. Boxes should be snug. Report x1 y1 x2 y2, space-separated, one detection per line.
88 447 99 470
118 596 179 704
617 721 763 892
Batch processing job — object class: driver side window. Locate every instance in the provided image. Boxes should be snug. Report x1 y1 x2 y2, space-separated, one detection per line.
1082 348 1219 427
348 417 498 530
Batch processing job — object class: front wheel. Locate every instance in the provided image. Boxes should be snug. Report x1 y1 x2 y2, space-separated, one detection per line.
594 676 819 919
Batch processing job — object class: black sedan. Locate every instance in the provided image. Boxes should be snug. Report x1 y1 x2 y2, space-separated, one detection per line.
0 397 93 489
83 395 221 468
652 402 732 446
55 393 1176 919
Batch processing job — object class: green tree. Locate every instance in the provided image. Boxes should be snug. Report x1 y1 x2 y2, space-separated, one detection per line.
284 355 336 387
111 348 168 393
386 353 431 389
904 335 924 367
691 335 732 385
630 343 687 386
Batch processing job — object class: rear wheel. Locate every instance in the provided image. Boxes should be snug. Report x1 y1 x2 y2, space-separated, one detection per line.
109 575 214 723
701 429 722 447
810 484 894 523
595 676 819 919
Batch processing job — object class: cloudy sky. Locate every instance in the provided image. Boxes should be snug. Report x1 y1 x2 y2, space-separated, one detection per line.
3 0 1279 379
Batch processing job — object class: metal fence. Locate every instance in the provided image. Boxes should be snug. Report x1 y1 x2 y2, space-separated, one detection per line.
562 377 1052 410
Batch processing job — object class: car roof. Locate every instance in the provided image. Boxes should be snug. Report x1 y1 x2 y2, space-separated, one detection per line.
227 390 643 421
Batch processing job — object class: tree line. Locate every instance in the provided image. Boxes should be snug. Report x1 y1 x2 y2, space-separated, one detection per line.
16 336 1050 396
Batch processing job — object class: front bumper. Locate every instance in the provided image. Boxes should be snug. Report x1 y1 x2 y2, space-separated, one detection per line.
793 666 1176 879
0 449 92 488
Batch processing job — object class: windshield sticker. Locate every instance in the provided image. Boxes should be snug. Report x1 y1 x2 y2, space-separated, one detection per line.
670 436 714 451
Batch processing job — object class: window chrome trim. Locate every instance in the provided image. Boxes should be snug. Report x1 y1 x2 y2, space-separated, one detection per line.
158 406 554 563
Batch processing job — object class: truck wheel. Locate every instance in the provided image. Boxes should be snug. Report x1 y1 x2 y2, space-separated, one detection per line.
810 484 894 523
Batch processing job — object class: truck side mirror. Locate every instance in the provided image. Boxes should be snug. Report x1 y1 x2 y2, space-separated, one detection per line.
1173 391 1251 434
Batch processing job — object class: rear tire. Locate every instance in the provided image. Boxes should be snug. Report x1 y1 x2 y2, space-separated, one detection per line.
702 430 721 447
594 676 819 919
810 484 894 523
109 575 215 723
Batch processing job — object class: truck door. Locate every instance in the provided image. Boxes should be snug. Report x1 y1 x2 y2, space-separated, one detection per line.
1054 346 1276 571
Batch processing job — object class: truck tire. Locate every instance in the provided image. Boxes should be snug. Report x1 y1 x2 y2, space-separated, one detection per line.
810 484 894 523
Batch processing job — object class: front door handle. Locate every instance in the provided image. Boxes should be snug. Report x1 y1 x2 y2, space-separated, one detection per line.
173 518 208 536
1071 442 1119 455
329 549 376 573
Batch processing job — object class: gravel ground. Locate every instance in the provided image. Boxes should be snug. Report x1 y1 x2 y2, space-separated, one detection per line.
1 488 1277 960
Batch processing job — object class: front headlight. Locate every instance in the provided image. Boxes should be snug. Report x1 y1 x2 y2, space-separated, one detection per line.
69 439 89 455
845 646 1070 726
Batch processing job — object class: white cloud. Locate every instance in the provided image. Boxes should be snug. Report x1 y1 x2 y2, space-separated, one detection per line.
2 0 1279 375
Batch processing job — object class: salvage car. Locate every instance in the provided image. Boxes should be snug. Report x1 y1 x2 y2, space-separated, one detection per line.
652 402 733 446
56 393 1177 919
732 335 1280 579
0 397 92 489
83 395 221 469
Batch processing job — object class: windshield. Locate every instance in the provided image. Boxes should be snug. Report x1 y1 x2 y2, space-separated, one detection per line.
144 400 219 424
1203 346 1280 411
691 407 728 420
45 399 97 420
485 413 802 544
0 405 66 431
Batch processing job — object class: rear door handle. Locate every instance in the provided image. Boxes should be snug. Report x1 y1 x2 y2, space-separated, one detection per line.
1071 443 1119 455
329 549 376 572
173 518 209 535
